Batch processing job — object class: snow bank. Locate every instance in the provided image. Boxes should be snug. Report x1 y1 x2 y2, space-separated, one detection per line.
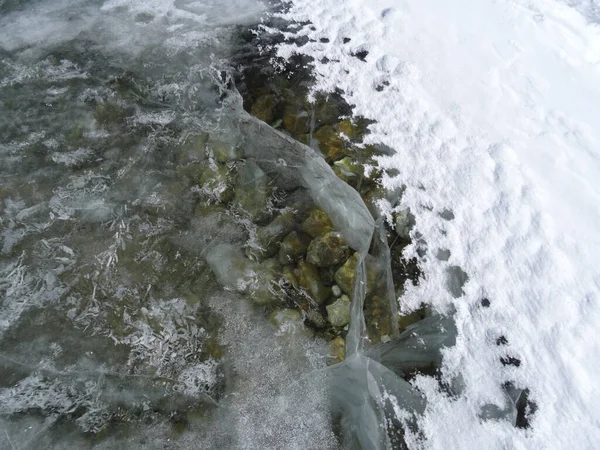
277 0 600 448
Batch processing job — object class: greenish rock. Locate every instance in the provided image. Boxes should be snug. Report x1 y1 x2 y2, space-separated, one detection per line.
282 104 310 135
278 231 311 264
336 119 364 142
251 94 278 123
306 232 350 267
326 296 351 327
329 336 346 364
234 160 270 222
313 125 347 162
293 260 331 305
300 208 334 238
333 157 363 183
334 253 358 296
199 163 234 203
333 253 382 298
246 212 296 262
364 294 394 343
208 136 244 162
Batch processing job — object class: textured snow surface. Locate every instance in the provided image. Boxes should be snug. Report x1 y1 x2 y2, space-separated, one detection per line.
278 0 600 448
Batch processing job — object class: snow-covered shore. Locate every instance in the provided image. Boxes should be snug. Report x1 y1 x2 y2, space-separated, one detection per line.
277 0 600 448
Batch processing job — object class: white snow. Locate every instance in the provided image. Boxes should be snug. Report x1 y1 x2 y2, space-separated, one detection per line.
277 0 600 448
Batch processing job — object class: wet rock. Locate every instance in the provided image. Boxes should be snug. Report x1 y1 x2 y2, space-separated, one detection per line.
313 125 347 162
326 295 351 327
282 104 310 135
293 260 331 305
207 136 244 162
329 336 346 364
278 231 311 264
234 159 270 222
306 232 350 267
246 211 296 261
199 163 234 203
332 285 342 297
300 208 334 238
250 94 278 123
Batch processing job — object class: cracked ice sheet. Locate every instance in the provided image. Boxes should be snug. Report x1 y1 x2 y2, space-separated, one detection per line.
278 0 600 448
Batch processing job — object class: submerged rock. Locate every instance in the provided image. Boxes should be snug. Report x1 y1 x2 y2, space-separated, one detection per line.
306 231 351 267
176 133 209 164
326 295 351 327
329 336 346 364
278 231 311 264
234 159 270 222
282 104 310 135
250 94 278 123
333 253 381 298
336 119 364 142
334 253 359 296
199 163 235 203
270 308 304 334
208 136 244 162
313 125 346 162
300 208 334 238
247 211 297 261
293 260 331 304
305 308 328 329
204 244 284 306
313 94 340 127
333 157 363 184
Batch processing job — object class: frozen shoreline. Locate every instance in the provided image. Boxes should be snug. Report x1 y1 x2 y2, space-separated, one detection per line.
276 0 600 448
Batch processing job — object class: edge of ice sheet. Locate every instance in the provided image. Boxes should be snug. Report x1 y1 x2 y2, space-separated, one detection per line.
276 0 600 448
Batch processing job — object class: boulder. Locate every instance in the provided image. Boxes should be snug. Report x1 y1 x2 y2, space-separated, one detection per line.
306 232 350 267
326 295 351 327
250 94 278 123
300 208 334 238
293 260 331 304
278 231 312 264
